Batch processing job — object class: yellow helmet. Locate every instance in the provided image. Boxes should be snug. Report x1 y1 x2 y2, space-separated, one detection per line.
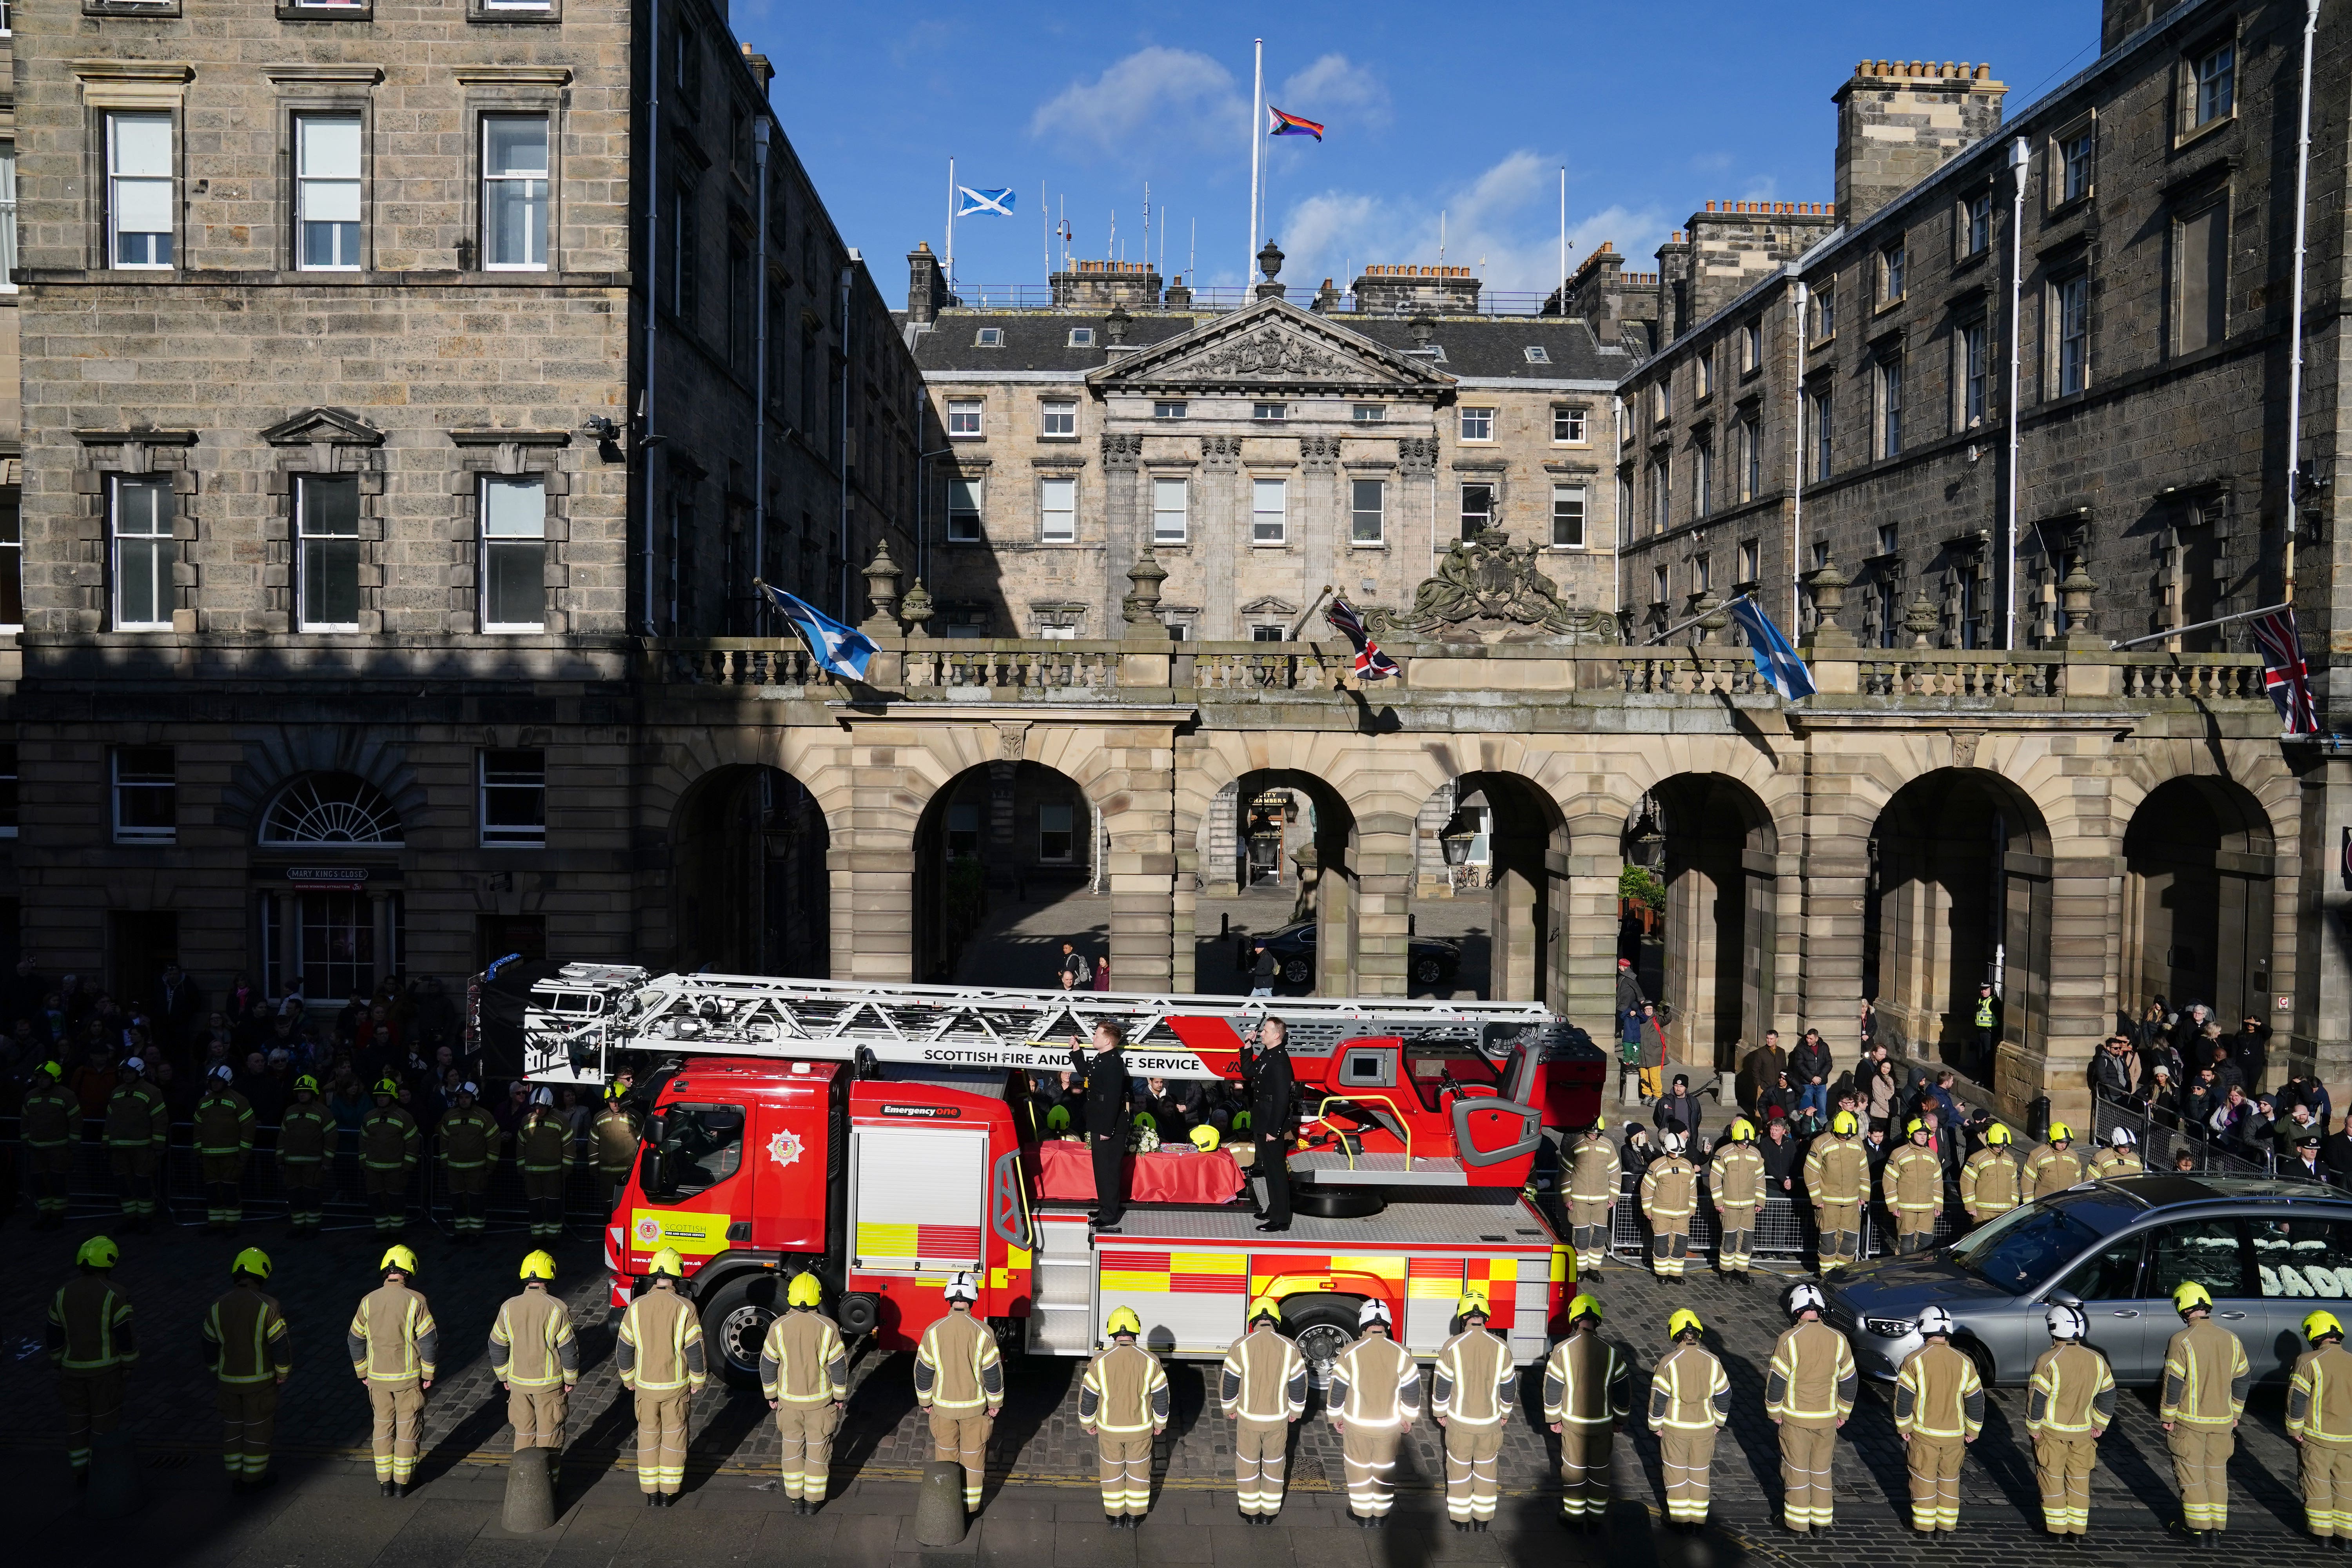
1985 1123 2012 1146
1588 1114 1607 1134
1668 1307 1704 1341
2308 1310 2347 1344
38 1060 62 1081
788 1272 824 1308
606 1081 630 1100
231 1247 272 1280
2049 1122 2074 1142
1105 1306 1143 1339
1906 1118 1930 1140
1568 1292 1604 1325
294 1074 320 1094
1191 1124 1221 1152
1729 1117 1755 1143
2173 1280 2214 1315
1458 1290 1491 1321
647 1247 686 1278
519 1250 557 1281
1249 1296 1282 1325
1831 1110 1858 1136
380 1244 419 1275
76 1235 120 1270
372 1076 400 1097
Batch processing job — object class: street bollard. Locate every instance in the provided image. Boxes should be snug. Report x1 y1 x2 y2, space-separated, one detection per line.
84 1428 143 1517
502 1447 558 1533
914 1458 968 1545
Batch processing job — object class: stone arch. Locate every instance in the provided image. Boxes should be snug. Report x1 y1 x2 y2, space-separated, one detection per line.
670 764 831 978
2121 774 2277 1035
1403 766 1572 1005
909 758 1097 984
1626 772 1779 1071
221 726 427 840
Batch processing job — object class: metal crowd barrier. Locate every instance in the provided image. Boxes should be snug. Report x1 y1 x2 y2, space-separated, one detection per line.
2089 1090 2278 1179
1605 1169 1969 1264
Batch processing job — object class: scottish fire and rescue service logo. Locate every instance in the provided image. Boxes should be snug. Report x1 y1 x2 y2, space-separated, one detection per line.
634 1216 662 1244
768 1129 805 1168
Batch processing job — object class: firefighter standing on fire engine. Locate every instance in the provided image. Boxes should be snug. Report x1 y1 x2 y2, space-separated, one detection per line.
915 1271 1004 1516
1072 1022 1131 1232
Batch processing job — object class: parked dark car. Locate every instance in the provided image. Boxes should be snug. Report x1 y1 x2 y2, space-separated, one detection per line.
1253 920 1461 989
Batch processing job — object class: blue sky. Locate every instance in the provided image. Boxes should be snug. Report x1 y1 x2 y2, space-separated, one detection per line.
731 0 2102 299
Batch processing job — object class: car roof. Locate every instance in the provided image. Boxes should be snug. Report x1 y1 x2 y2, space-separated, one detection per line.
2100 1172 2352 1209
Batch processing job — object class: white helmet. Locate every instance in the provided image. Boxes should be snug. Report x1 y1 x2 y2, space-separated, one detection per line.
943 1271 980 1304
1357 1298 1392 1329
531 1085 555 1107
2046 1303 2088 1341
1783 1282 1826 1321
1660 1128 1686 1156
2110 1126 2135 1148
211 1064 235 1083
1915 1305 1957 1339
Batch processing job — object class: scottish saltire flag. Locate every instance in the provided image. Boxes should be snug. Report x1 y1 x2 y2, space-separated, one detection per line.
1325 597 1400 681
955 187 1016 218
1726 596 1817 701
1267 106 1324 140
2252 608 2319 735
757 581 876 681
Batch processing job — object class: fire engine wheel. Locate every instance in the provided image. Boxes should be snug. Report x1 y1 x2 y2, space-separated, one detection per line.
698 1274 781 1390
1280 1301 1362 1381
1292 1186 1385 1220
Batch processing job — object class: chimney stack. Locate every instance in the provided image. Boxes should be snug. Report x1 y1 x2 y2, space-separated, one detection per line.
906 241 948 325
1832 60 2007 227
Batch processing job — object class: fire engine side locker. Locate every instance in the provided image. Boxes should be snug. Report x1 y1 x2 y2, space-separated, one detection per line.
846 1125 990 1274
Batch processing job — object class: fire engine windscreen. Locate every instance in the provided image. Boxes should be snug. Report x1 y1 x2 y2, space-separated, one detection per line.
644 1104 747 1201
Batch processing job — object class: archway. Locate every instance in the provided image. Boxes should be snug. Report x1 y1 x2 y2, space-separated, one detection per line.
1626 775 1777 1071
1866 769 2051 1087
913 760 1099 986
1194 771 1358 996
672 765 830 977
2122 777 2275 1034
1406 772 1569 1003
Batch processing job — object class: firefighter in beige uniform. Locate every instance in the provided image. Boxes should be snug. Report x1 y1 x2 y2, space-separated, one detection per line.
1960 1123 2023 1225
2027 1302 2114 1537
1640 1129 1698 1278
1649 1307 1729 1532
1766 1282 1855 1534
2092 1126 2144 1178
1543 1291 1631 1529
1567 1118 1621 1274
1709 1118 1766 1277
2161 1279 2248 1544
50 1235 136 1485
759 1272 848 1514
1080 1306 1169 1527
347 1244 437 1497
915 1271 1003 1515
2289 1308 2352 1546
489 1250 579 1468
1805 1112 1870 1274
1883 1119 1945 1254
2025 1123 2090 1198
1432 1291 1514 1532
1219 1297 1306 1523
1326 1298 1419 1526
617 1247 706 1504
1893 1305 1983 1532
203 1247 291 1492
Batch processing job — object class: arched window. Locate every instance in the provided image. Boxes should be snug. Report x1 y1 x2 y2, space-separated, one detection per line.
259 773 405 848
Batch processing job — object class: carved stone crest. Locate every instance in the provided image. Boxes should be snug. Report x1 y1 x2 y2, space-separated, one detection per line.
1367 528 1619 645
1949 730 1982 769
1181 328 1347 381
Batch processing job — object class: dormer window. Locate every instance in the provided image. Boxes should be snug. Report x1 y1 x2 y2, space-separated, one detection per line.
1409 345 1446 363
1067 327 1095 348
974 327 1003 347
1523 345 1551 364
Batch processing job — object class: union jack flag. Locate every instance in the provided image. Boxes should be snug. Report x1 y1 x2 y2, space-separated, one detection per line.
2251 608 2319 735
1324 597 1400 682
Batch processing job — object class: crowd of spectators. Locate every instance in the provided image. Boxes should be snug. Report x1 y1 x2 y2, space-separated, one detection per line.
2092 996 2345 1176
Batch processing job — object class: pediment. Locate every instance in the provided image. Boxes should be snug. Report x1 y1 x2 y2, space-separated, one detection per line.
1090 298 1452 392
1240 595 1297 616
260 406 386 446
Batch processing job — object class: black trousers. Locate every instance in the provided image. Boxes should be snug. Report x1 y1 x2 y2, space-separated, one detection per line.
1257 1138 1291 1227
1090 1132 1125 1224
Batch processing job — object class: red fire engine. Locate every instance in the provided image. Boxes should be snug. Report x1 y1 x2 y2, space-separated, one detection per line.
517 970 1603 1383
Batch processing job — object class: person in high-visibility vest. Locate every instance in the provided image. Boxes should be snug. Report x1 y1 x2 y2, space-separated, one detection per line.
1893 1305 1983 1532
1640 1128 1698 1279
517 1089 572 1240
193 1064 258 1232
21 1061 78 1229
617 1247 706 1505
1080 1306 1169 1527
1709 1118 1766 1278
2026 1123 2090 1198
2027 1302 2114 1539
1542 1291 1629 1530
2161 1279 2249 1543
1648 1307 1728 1532
1327 1298 1419 1526
278 1076 337 1235
2290 1308 2352 1546
491 1250 579 1473
760 1272 848 1514
2092 1125 2144 1178
348 1244 437 1497
50 1235 136 1485
1432 1291 1513 1532
1883 1118 1944 1254
204 1247 291 1492
1805 1111 1870 1275
359 1078 420 1237
437 1083 504 1241
1767 1281 1855 1534
1567 1118 1621 1273
1219 1297 1305 1523
1971 982 1998 1081
915 1271 1003 1515
1960 1123 2023 1225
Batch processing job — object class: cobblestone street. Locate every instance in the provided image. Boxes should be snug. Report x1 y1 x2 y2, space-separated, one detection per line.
0 1199 2325 1566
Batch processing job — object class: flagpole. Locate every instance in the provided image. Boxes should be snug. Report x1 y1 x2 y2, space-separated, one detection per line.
1248 37 1263 279
2111 601 2292 651
1042 181 1049 281
1557 167 1566 315
1643 592 1754 647
946 156 955 295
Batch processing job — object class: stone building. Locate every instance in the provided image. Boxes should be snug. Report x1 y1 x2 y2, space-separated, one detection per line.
2 0 915 1002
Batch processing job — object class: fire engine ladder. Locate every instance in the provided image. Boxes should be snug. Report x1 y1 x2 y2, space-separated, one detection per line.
519 967 1557 1087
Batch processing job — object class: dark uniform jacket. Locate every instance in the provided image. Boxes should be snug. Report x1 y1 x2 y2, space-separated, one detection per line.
1249 1044 1295 1143
1074 1045 1129 1139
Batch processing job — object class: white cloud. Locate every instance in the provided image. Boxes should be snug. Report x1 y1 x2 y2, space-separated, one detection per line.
1278 54 1390 131
1271 151 1673 300
1029 47 1247 162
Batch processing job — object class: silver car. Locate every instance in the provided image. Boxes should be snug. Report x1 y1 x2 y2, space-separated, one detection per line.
1825 1174 2352 1387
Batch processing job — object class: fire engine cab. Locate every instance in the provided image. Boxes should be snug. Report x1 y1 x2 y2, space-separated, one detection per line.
517 970 1603 1385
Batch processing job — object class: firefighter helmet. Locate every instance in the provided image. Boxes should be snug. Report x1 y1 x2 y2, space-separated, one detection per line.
2111 1126 2136 1148
646 1247 686 1279
1831 1111 1859 1136
1984 1123 2012 1146
212 1064 235 1085
1105 1306 1143 1339
2046 1303 2088 1341
1045 1104 1072 1133
519 1250 556 1281
1668 1307 1704 1341
1729 1117 1756 1143
380 1244 419 1276
231 1247 272 1281
1783 1282 1826 1321
1568 1292 1604 1325
1660 1128 1686 1156
2173 1280 2214 1316
943 1271 980 1304
1231 1111 1253 1134
37 1060 61 1081
1249 1296 1282 1325
76 1235 120 1270
788 1272 824 1308
1357 1298 1392 1329
1906 1118 1930 1141
294 1074 320 1095
1190 1124 1220 1152
1458 1291 1491 1321
1588 1114 1607 1134
606 1081 630 1100
1915 1305 1957 1339
372 1077 399 1097
2307 1310 2346 1345
2049 1122 2074 1143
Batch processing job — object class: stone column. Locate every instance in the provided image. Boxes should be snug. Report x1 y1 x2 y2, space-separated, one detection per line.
838 759 919 984
2029 851 2115 1125
1797 753 1874 1030
1563 817 1625 1033
1100 728 1178 994
1300 435 1340 608
1101 435 1143 636
1200 436 1241 639
1354 820 1417 998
